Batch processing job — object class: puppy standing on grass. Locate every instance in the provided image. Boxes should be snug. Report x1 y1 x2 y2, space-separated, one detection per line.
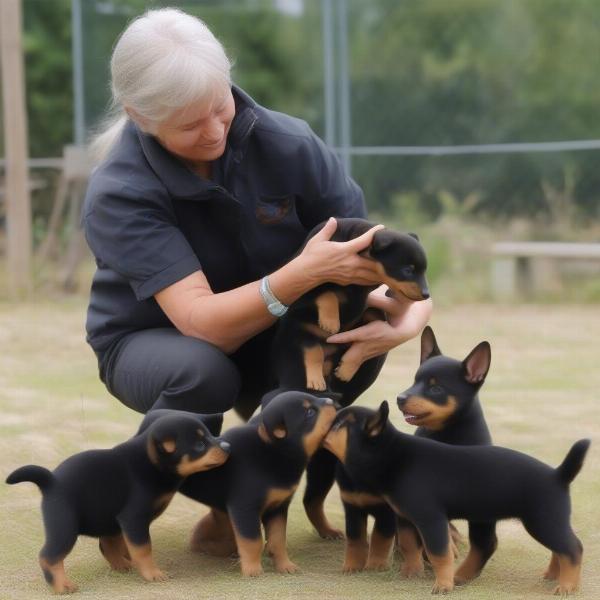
6 413 230 594
324 401 589 595
176 391 337 576
395 326 495 581
334 327 493 575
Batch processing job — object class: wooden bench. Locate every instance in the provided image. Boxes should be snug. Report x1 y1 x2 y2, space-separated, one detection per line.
491 241 600 299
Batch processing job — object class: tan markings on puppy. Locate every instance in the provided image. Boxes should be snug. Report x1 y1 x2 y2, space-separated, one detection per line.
152 492 175 519
99 534 132 571
122 534 168 582
366 529 394 571
426 544 455 594
304 345 327 390
264 514 298 573
302 404 337 457
264 486 298 512
343 516 368 573
230 523 263 577
371 263 425 301
302 323 330 340
335 351 361 382
340 490 385 508
176 446 229 477
316 290 341 334
397 527 425 578
402 396 458 431
39 555 78 594
161 438 176 453
555 553 582 595
323 424 348 463
304 499 344 539
196 428 205 437
190 509 237 557
323 358 334 377
543 552 560 581
429 377 437 385
454 544 484 584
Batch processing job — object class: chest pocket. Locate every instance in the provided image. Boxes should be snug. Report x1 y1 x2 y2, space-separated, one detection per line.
255 194 295 225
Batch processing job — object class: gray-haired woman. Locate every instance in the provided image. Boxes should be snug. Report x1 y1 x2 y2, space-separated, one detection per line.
84 7 432 425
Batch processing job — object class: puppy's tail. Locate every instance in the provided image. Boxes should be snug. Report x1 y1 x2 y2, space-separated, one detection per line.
6 465 54 492
556 439 591 485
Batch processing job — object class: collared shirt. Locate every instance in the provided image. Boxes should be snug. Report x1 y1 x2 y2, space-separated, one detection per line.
83 86 366 370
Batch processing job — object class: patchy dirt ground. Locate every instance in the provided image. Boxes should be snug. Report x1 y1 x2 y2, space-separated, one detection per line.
1 300 598 599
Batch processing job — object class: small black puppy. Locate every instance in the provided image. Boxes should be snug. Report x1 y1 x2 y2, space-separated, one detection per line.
395 326 494 579
335 327 493 574
6 413 230 593
272 217 429 394
324 401 589 595
173 391 337 576
270 217 428 540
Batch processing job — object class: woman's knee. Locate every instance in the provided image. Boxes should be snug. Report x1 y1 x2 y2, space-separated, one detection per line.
154 341 241 413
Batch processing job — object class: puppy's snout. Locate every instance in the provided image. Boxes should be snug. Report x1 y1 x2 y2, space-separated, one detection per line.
397 394 408 406
219 441 231 453
421 290 430 300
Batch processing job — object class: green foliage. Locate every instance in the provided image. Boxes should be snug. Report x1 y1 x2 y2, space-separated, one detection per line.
15 0 600 224
23 0 73 157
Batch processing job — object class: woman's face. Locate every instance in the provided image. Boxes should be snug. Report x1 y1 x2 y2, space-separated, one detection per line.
154 87 236 166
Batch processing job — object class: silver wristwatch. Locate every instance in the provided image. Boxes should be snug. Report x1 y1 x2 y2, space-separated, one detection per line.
259 276 288 317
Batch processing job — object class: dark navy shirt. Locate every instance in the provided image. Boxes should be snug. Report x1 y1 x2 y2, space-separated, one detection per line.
83 86 367 372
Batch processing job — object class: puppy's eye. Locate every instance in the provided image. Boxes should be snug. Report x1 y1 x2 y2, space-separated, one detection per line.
429 385 444 395
194 441 206 452
402 265 415 277
305 407 316 419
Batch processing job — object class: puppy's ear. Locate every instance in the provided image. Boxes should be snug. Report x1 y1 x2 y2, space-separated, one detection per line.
408 232 420 241
370 231 392 254
420 326 442 364
463 341 491 385
365 401 389 437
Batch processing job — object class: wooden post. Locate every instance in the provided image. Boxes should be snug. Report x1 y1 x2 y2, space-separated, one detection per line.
1 0 32 296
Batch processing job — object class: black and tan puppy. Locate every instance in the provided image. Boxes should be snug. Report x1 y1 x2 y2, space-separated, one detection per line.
269 217 428 539
395 326 494 578
271 217 429 394
6 413 230 594
324 401 589 595
176 391 337 576
334 327 493 574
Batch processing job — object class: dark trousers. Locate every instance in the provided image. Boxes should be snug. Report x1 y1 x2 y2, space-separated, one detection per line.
104 327 277 419
104 325 387 421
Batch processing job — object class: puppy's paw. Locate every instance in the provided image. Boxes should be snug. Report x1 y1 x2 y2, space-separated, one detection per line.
241 563 264 577
400 560 425 578
317 525 345 540
553 583 578 596
431 579 454 594
334 361 359 382
319 314 340 335
306 375 327 391
342 563 365 574
140 566 169 582
365 559 390 571
275 559 300 574
109 556 132 572
54 580 78 594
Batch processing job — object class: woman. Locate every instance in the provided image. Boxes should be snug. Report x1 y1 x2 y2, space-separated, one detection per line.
83 7 432 423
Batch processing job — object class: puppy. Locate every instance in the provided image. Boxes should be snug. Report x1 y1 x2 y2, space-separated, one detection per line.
270 217 429 539
176 391 338 576
324 401 589 595
395 326 494 577
6 413 230 593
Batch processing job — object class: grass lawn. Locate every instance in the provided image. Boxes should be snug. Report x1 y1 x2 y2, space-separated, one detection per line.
1 299 598 599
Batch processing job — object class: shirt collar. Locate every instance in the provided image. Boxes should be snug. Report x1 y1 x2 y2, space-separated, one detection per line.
136 84 258 199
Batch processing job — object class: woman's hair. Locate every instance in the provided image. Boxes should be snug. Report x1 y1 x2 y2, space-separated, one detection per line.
90 8 232 162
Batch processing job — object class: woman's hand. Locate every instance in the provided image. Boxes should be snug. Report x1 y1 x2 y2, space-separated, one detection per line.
295 217 385 287
326 286 433 379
